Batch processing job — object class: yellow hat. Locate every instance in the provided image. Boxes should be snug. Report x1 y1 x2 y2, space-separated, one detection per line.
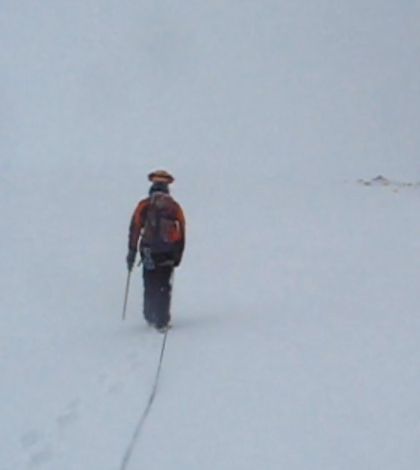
148 169 175 184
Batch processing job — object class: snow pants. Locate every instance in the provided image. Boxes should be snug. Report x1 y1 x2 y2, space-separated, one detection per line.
142 265 173 328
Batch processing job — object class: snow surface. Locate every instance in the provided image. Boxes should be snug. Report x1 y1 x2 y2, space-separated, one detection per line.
1 1 420 469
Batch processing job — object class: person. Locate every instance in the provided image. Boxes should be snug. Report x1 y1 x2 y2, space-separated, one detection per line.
126 170 186 330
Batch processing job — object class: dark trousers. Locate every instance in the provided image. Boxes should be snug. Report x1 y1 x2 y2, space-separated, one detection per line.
142 265 173 327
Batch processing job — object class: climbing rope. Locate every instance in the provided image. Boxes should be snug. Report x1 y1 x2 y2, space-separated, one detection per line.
119 329 169 470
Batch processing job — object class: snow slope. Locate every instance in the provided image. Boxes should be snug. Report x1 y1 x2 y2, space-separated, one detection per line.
1 1 420 469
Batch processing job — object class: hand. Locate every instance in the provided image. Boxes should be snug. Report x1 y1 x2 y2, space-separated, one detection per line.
126 250 136 271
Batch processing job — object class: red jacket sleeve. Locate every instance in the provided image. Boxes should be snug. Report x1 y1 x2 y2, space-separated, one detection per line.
128 199 148 252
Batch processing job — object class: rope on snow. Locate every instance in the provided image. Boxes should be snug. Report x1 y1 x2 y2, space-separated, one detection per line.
119 329 169 470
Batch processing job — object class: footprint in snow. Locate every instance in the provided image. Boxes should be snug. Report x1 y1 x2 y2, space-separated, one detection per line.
21 429 43 449
96 371 123 395
21 399 80 467
95 350 144 395
124 350 143 373
21 430 54 468
27 443 54 467
56 399 81 429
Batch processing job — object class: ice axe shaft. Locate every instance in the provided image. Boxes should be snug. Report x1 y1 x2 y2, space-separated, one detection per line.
122 271 132 320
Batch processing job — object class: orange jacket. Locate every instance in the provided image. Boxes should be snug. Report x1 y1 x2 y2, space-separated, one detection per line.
128 196 186 253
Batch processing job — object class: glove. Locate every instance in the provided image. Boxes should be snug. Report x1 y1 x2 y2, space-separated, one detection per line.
126 249 136 272
173 256 182 268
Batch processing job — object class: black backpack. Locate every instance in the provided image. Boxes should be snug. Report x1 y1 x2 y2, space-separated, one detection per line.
140 192 180 253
